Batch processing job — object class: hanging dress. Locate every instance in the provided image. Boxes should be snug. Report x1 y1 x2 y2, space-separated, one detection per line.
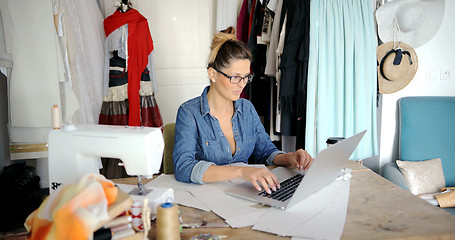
99 8 163 178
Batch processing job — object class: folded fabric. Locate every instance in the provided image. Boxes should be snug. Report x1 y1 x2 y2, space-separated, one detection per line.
435 187 455 208
25 174 118 240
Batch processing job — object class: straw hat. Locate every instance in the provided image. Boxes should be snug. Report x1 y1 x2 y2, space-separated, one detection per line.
376 0 445 49
377 41 418 94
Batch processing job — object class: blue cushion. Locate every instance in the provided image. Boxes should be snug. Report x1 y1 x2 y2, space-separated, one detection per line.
399 97 455 187
444 207 455 215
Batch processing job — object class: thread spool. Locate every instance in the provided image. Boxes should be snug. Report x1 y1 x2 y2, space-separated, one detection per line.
156 202 180 240
131 200 143 230
51 105 62 129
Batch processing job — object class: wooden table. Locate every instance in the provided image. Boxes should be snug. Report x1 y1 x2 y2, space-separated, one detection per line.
113 162 455 240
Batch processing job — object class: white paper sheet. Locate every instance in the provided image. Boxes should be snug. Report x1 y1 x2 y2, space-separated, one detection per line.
190 183 268 227
145 174 195 191
224 208 267 228
253 180 351 239
173 189 211 211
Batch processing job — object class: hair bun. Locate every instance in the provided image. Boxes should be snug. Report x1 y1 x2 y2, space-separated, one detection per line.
209 26 237 54
207 26 250 69
221 26 236 35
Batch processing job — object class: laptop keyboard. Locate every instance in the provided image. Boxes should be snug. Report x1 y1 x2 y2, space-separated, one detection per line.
258 174 304 202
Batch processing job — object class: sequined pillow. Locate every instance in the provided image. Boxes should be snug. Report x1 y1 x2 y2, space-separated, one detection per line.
396 158 446 195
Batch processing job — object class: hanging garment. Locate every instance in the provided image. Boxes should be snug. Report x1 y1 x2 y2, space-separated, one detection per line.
99 51 163 127
264 0 284 77
278 0 310 138
103 8 156 127
57 0 105 125
236 0 250 43
305 0 378 160
246 0 273 136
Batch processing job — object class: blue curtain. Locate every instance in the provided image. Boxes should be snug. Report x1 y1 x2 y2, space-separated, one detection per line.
305 0 378 160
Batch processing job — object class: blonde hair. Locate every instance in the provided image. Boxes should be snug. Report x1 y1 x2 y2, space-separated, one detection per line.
207 27 252 70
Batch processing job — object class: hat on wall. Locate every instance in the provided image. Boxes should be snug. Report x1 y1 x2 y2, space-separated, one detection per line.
377 41 418 94
376 0 445 49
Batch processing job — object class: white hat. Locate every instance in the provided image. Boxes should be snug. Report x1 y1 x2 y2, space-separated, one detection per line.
376 0 445 49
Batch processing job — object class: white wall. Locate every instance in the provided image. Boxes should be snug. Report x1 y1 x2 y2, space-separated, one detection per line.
378 1 455 172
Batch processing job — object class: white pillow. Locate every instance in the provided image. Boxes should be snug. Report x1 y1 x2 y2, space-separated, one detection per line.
396 158 446 195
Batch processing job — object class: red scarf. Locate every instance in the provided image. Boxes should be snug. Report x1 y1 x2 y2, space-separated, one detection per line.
104 9 154 126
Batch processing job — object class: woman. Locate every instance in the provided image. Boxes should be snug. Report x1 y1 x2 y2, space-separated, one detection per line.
173 27 313 194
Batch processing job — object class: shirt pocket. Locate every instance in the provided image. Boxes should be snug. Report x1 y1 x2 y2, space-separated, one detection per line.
241 135 255 160
196 137 223 165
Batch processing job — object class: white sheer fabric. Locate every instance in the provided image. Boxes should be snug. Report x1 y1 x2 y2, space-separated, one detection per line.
107 25 129 60
59 0 105 124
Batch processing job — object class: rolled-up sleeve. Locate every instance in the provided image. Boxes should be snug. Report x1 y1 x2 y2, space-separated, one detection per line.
190 161 214 184
266 150 285 166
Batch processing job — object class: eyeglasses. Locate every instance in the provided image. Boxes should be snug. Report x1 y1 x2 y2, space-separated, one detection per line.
211 67 254 84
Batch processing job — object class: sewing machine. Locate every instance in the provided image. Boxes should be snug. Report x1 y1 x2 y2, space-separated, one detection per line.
48 124 164 194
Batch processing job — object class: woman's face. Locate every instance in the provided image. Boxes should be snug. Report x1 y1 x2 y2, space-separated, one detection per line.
210 59 251 102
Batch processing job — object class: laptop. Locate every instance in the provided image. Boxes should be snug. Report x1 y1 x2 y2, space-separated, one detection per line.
226 130 366 210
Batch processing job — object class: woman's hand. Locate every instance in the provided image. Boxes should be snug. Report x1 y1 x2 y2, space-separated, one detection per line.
240 167 280 194
292 149 314 171
273 149 314 171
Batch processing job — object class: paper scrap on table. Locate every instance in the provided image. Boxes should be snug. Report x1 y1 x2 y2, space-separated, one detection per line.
225 208 267 228
173 189 210 211
190 182 265 227
145 174 194 191
253 179 350 239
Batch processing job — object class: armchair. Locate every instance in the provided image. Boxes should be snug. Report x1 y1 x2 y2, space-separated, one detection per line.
382 96 455 215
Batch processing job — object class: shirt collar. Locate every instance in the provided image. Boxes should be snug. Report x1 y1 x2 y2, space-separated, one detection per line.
200 86 243 117
200 86 211 117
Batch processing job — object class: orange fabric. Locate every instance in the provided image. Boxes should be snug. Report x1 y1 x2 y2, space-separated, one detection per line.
25 174 118 240
99 178 118 205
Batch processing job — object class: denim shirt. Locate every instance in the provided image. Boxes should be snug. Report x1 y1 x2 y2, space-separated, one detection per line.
173 86 284 184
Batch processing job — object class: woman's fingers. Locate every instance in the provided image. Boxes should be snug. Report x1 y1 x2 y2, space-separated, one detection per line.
303 151 314 171
242 167 280 194
251 180 263 192
257 177 272 194
296 149 314 171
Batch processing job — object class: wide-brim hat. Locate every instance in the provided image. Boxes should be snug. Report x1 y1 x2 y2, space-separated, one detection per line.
377 41 418 94
376 0 445 49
